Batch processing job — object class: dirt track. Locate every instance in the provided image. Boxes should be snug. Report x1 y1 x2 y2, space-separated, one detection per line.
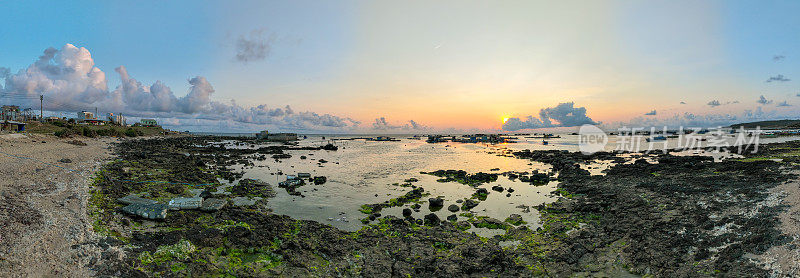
0 134 114 277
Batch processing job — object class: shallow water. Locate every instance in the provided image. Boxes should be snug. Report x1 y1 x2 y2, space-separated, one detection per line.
222 134 800 236
223 136 557 236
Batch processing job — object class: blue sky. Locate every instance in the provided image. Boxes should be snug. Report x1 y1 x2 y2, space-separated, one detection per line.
1 0 798 132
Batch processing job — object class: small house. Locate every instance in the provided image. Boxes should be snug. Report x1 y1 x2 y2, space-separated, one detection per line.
140 119 158 127
1 120 26 132
82 119 107 126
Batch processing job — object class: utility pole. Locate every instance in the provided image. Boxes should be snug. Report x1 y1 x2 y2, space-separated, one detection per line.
39 95 43 121
95 107 98 119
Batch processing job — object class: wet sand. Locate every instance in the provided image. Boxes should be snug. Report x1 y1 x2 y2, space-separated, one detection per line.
0 134 115 277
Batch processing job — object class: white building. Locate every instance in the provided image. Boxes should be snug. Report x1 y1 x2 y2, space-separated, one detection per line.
107 113 126 125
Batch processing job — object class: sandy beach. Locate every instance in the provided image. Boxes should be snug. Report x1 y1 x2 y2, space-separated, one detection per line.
0 133 115 277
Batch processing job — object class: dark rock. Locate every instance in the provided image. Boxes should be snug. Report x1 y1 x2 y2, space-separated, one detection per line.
428 197 444 207
447 204 460 212
402 208 412 217
447 214 458 222
58 158 72 163
462 199 480 210
491 185 504 192
507 188 515 193
312 176 327 185
199 189 214 198
424 213 440 226
272 154 292 159
322 144 338 151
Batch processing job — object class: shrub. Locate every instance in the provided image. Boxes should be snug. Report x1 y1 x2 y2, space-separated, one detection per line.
96 128 123 137
81 126 97 138
54 128 75 138
125 128 139 137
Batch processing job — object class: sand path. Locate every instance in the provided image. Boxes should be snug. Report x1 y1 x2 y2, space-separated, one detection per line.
0 133 116 277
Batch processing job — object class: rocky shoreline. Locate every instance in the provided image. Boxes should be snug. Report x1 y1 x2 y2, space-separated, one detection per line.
4 135 800 277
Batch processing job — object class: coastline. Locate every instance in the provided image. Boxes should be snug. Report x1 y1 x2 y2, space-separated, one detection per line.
1 134 800 276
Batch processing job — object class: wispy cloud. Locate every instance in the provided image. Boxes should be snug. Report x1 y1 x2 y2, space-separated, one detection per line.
235 29 276 63
679 101 686 104
371 117 427 130
707 100 721 107
766 74 790 83
644 110 656 116
773 55 786 62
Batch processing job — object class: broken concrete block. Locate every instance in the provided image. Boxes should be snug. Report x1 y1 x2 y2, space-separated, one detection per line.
117 194 158 205
168 197 203 210
121 203 168 219
200 198 226 212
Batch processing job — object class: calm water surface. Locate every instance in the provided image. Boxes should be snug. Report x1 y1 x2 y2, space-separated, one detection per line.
221 134 800 236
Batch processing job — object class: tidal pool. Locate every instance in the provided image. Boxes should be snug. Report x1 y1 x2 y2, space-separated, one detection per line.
221 136 558 236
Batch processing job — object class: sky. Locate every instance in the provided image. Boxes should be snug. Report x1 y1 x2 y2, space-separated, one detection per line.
1 0 799 133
